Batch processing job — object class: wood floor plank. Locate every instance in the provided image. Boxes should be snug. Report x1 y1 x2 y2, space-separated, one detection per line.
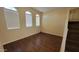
4 32 62 52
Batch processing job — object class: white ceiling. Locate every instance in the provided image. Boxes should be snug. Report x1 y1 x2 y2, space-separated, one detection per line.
34 7 76 13
34 7 62 13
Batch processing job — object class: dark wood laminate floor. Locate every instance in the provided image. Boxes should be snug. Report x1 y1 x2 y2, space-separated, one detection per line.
4 32 62 52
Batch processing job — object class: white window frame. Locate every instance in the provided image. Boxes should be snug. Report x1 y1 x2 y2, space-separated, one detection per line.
25 11 32 27
4 7 17 11
4 7 20 30
36 14 40 27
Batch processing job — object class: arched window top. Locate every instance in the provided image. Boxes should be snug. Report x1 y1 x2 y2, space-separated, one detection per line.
36 14 40 16
4 7 17 11
25 11 32 14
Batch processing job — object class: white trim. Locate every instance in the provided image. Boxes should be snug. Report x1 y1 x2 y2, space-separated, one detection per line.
36 14 40 26
4 7 17 11
8 27 20 30
60 9 70 52
26 11 31 14
2 32 40 45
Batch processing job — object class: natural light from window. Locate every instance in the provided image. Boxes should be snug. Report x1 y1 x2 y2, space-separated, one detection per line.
4 7 20 29
25 11 32 27
36 14 40 26
4 7 17 11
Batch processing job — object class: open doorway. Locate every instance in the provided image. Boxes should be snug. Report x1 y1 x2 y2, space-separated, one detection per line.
65 8 79 52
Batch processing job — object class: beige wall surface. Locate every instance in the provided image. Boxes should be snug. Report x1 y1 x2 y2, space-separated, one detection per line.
41 8 70 52
0 7 71 52
0 8 5 51
0 7 42 45
0 42 4 52
41 8 69 37
69 8 79 21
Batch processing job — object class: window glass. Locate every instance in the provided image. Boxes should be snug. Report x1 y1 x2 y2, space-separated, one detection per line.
4 7 20 29
25 11 32 27
36 14 40 26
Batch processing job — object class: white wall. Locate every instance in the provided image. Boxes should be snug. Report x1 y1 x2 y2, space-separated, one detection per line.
41 8 70 52
41 8 69 37
0 7 42 46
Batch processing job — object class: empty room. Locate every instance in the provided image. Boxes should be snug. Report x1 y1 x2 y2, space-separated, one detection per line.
0 7 79 52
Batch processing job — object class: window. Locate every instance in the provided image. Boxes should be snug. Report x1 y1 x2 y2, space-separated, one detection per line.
25 11 32 27
36 14 40 26
4 7 20 29
4 7 17 11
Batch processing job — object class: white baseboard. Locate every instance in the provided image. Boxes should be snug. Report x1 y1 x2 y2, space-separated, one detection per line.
2 32 40 45
41 31 62 37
